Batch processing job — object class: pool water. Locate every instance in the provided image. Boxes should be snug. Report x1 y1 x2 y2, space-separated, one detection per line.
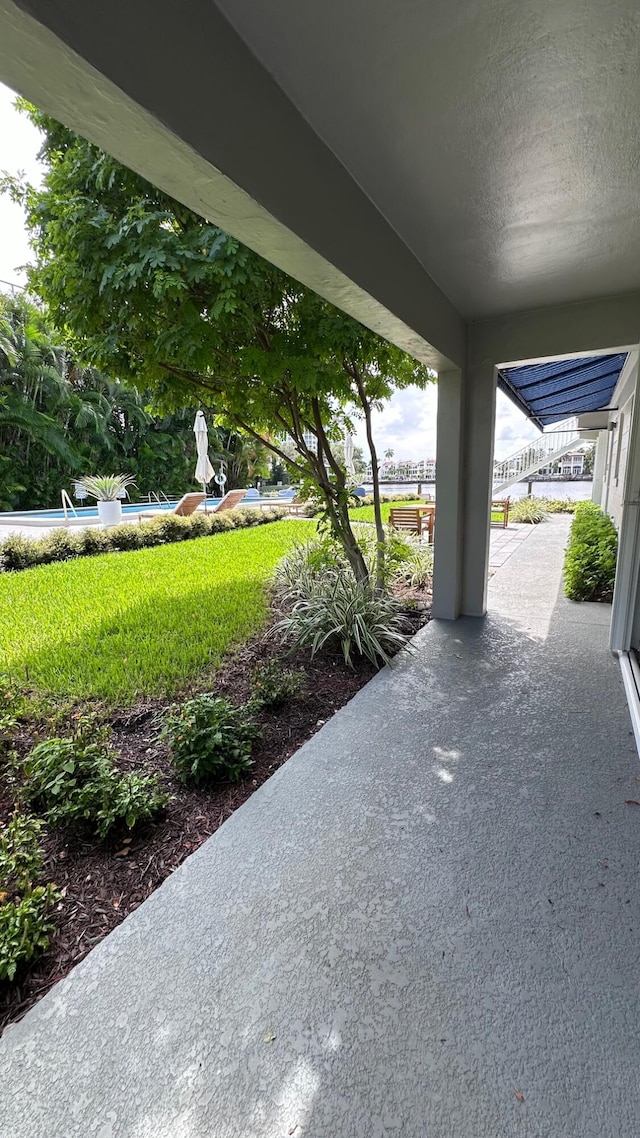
0 494 294 522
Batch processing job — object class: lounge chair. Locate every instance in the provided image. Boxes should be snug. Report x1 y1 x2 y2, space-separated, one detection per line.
137 489 246 522
211 489 250 513
136 491 206 521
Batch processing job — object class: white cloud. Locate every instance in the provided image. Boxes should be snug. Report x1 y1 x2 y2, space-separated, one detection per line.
352 384 540 464
0 82 43 288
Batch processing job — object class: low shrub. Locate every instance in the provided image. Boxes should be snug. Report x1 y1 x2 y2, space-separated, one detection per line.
185 512 211 538
250 659 307 709
76 527 111 556
275 573 409 667
208 513 237 534
392 539 434 589
278 528 428 594
0 709 19 747
161 694 259 785
563 501 618 602
0 811 45 893
359 492 423 507
104 523 145 551
274 536 342 589
0 885 60 982
539 497 578 514
0 534 41 571
509 496 549 524
38 529 83 564
0 507 288 573
0 812 60 982
231 507 262 527
23 717 169 839
143 514 193 545
274 543 409 667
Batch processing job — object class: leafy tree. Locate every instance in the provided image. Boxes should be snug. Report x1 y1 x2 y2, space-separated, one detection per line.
0 291 231 509
269 458 290 486
0 292 80 508
5 105 432 588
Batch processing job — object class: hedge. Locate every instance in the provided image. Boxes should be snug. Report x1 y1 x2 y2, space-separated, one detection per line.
0 507 288 573
563 501 618 602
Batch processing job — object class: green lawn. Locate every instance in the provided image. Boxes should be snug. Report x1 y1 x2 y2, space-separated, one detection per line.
350 501 504 525
348 500 426 525
0 521 309 704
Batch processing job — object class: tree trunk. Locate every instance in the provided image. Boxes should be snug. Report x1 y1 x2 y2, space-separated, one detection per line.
359 387 386 593
233 409 371 587
309 431 370 586
327 490 370 586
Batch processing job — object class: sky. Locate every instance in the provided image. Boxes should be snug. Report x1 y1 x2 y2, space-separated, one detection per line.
0 81 540 462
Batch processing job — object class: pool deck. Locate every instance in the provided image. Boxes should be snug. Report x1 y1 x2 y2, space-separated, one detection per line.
0 506 282 537
2 516 640 1137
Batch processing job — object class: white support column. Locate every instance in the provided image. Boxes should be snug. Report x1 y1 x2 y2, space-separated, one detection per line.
461 360 498 616
432 369 464 618
591 432 608 505
432 361 498 619
611 384 640 652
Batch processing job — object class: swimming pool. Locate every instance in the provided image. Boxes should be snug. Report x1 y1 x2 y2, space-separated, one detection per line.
0 494 295 527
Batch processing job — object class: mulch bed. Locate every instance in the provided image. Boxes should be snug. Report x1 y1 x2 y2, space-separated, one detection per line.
0 593 429 1035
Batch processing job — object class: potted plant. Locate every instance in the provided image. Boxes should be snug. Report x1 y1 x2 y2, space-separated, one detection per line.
76 474 136 527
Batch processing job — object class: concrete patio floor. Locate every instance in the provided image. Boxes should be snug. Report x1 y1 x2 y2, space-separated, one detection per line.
487 521 533 573
2 517 639 1137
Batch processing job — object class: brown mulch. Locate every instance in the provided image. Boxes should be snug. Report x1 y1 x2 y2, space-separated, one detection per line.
0 594 429 1035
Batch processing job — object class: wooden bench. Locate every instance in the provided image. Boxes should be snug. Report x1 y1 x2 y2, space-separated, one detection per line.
389 505 435 542
286 497 308 516
491 498 510 529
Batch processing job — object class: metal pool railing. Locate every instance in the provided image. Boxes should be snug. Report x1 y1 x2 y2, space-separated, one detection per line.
60 489 78 524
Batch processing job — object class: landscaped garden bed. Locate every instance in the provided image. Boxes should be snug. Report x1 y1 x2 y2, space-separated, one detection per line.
0 519 431 1033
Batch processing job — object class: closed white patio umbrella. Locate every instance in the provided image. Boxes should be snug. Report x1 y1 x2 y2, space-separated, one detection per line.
193 410 215 506
343 431 356 477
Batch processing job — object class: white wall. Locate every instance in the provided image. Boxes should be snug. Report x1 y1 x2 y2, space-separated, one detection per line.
602 353 639 528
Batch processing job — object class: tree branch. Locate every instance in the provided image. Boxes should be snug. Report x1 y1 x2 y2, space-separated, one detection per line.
233 416 308 476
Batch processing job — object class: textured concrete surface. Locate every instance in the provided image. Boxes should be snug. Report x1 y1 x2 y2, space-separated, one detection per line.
488 522 532 572
2 517 639 1137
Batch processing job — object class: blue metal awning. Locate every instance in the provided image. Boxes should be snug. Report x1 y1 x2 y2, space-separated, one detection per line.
498 353 627 430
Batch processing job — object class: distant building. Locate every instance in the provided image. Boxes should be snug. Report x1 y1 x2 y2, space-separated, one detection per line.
364 458 436 481
559 451 585 475
539 450 585 477
302 429 318 455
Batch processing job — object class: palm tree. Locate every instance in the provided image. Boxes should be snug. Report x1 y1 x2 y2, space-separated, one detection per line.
0 298 78 470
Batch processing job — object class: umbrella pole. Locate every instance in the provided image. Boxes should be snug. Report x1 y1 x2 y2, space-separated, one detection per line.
202 483 209 514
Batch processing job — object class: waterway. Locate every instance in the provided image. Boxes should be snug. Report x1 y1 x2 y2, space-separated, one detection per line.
362 481 594 501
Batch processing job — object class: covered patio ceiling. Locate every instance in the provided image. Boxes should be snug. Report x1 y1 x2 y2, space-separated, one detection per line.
497 353 628 429
2 1 640 374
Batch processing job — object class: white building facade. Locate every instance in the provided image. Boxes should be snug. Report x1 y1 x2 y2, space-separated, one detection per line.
364 458 436 481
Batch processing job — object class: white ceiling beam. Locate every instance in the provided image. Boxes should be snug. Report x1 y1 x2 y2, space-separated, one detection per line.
1 0 465 371
470 292 640 370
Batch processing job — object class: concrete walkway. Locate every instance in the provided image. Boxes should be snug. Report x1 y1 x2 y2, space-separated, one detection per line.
2 518 640 1137
488 521 533 573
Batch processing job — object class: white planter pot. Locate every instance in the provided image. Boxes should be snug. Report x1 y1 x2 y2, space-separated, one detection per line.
97 499 123 527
